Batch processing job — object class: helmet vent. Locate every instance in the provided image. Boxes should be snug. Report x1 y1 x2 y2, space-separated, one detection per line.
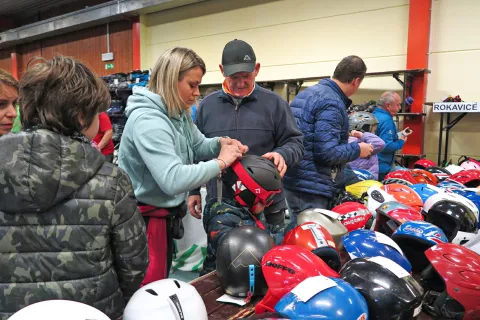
247 167 254 175
145 289 158 296
174 280 181 288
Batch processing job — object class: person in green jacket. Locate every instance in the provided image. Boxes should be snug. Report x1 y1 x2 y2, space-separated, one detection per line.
118 47 248 284
0 69 18 136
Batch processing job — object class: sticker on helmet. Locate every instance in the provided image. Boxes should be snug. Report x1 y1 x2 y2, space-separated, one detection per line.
375 232 404 255
357 314 367 320
291 275 337 302
368 256 409 278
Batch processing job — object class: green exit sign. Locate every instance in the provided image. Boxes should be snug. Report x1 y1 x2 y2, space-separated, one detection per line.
105 63 114 70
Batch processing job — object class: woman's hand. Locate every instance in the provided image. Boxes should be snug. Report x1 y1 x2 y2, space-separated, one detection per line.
217 144 243 170
219 137 249 154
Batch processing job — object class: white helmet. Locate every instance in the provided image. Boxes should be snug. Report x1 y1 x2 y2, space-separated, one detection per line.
365 186 396 217
124 279 208 320
9 300 109 320
424 192 479 220
464 231 480 255
445 164 464 175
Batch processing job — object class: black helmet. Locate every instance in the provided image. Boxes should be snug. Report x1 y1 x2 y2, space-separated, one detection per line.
382 178 413 186
216 226 275 297
328 190 363 209
228 155 282 208
340 257 424 320
426 166 451 182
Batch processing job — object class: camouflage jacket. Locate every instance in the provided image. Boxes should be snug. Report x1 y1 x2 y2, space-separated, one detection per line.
0 129 148 319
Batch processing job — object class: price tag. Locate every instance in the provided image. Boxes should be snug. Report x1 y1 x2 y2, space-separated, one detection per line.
368 256 409 278
375 232 404 255
291 276 337 302
301 224 327 248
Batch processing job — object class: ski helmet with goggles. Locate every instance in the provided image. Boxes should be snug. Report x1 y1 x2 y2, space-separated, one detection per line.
353 168 376 181
345 180 383 199
410 183 444 203
274 276 369 319
297 209 348 249
229 155 282 209
423 193 479 243
382 183 423 213
384 170 417 184
123 279 207 320
365 185 396 216
282 222 341 271
445 164 464 175
216 226 275 297
427 166 451 182
382 177 413 186
414 159 437 170
392 221 448 271
340 257 424 319
342 229 412 272
374 201 424 236
331 202 373 231
9 300 110 320
348 111 378 132
413 169 439 185
449 169 480 188
255 245 338 314
421 243 480 320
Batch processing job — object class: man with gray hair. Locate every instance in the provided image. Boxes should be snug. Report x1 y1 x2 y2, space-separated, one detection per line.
373 91 407 180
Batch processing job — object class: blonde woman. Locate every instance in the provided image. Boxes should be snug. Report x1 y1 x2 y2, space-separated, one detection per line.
118 47 247 284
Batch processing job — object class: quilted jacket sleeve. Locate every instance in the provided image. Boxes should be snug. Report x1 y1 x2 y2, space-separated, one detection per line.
361 132 385 155
314 103 360 166
111 171 149 302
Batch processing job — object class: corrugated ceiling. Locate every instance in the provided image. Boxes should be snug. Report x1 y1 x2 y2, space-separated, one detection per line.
0 0 85 17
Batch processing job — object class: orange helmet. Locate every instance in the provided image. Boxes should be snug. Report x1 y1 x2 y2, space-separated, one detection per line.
412 169 438 185
381 183 423 212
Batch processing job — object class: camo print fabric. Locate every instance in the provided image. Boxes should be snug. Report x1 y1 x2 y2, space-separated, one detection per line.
0 129 148 319
201 198 285 275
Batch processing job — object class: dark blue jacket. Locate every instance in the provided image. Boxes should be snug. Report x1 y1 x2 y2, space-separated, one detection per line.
373 107 405 174
283 79 360 198
190 85 304 214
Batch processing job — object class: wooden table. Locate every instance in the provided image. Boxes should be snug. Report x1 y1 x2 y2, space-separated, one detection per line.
191 271 434 319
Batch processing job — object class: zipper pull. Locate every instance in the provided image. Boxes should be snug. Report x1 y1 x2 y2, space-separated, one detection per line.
235 104 239 111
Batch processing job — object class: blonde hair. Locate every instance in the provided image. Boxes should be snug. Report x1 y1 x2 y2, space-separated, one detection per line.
149 47 206 118
0 68 18 96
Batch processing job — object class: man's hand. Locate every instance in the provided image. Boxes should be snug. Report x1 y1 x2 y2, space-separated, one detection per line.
219 137 249 154
350 130 363 138
359 142 374 158
188 195 202 219
262 152 287 177
399 135 408 142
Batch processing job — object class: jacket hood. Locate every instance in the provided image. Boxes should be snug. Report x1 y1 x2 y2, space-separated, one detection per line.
125 86 169 118
0 129 104 213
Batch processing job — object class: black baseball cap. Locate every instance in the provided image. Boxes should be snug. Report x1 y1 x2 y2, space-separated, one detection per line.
221 39 256 76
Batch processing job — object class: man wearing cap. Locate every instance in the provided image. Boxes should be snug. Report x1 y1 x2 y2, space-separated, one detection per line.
189 40 304 270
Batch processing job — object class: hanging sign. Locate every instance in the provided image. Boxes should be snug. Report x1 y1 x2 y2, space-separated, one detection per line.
433 102 480 113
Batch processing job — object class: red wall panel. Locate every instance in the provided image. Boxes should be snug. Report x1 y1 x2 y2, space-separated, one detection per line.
0 49 12 73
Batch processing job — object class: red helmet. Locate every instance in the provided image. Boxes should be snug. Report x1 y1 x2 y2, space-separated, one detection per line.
449 169 480 188
381 183 423 212
331 202 373 231
374 201 424 236
412 169 439 185
282 222 341 271
414 159 437 170
384 170 417 184
422 243 480 320
255 245 338 314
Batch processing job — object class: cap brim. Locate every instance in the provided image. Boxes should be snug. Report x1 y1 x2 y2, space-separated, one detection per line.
223 63 255 77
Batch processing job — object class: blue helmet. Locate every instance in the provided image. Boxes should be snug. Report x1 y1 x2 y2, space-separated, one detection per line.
410 184 443 203
437 180 466 191
342 229 412 272
353 169 375 181
274 276 368 320
450 188 480 227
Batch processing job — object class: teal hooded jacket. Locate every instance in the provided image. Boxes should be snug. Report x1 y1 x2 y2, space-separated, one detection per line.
118 86 221 208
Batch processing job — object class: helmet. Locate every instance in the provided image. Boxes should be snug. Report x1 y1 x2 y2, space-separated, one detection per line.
247 313 289 319
331 202 373 231
230 155 282 209
465 232 480 255
340 257 424 319
297 209 348 249
382 177 413 186
346 180 383 199
365 185 396 216
413 169 439 185
449 169 480 188
391 221 448 271
423 193 479 243
123 279 207 320
460 160 480 170
342 229 412 272
216 226 275 297
352 168 375 181
255 245 338 314
328 190 363 209
384 170 417 184
282 222 341 271
9 300 110 320
274 276 368 319
348 111 378 132
427 166 451 182
410 183 444 203
382 183 423 212
451 188 480 227
445 164 465 175
437 179 466 191
422 243 480 320
374 201 424 236
414 159 437 170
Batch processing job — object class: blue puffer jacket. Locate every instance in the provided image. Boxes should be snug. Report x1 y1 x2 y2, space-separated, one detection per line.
373 107 405 175
284 79 360 198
